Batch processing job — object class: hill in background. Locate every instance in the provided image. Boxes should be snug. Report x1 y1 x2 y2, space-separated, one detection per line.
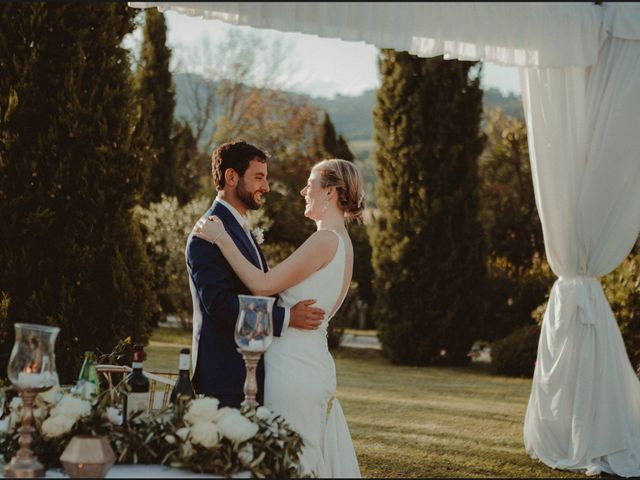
175 73 522 151
174 73 524 206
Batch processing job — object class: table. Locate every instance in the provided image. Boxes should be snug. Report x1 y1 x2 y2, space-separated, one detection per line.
1 465 251 478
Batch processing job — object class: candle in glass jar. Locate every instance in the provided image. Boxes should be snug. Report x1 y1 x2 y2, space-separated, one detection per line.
244 339 264 352
17 372 52 388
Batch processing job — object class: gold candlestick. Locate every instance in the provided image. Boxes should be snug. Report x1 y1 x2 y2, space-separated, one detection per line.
3 387 49 478
238 349 262 409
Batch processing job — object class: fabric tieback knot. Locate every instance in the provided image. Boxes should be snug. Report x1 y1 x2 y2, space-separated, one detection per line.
554 275 600 325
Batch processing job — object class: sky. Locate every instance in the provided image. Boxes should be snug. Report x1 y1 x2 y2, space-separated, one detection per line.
127 10 521 99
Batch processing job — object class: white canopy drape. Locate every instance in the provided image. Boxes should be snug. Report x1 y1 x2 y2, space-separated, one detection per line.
129 2 640 476
520 33 640 476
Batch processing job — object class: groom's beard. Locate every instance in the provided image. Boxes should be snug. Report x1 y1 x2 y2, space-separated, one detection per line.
236 179 262 210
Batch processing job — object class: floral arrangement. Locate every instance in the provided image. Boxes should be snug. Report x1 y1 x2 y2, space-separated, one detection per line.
0 384 305 478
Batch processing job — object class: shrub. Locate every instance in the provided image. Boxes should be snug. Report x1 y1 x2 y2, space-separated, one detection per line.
602 253 640 368
134 195 212 328
483 254 554 342
491 324 540 378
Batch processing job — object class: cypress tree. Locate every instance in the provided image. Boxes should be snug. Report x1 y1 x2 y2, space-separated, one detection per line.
371 50 486 365
318 111 354 162
335 135 355 162
135 9 177 204
172 120 201 204
0 3 155 382
319 111 338 156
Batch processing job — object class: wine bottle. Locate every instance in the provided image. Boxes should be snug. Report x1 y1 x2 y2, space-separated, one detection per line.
124 344 150 417
170 348 196 404
77 351 100 398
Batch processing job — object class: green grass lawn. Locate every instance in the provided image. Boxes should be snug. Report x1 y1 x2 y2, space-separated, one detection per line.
146 327 575 478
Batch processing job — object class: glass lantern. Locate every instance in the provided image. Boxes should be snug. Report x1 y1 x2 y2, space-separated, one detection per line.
8 323 60 390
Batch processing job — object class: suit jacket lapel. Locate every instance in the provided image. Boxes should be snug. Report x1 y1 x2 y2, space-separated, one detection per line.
211 202 262 269
255 241 268 273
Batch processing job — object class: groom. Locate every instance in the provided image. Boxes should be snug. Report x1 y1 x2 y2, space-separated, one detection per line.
186 140 325 408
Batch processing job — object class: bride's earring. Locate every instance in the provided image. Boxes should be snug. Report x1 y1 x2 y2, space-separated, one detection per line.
322 192 330 213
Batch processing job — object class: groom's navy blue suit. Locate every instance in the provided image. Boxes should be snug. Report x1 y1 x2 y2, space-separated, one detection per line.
186 200 286 408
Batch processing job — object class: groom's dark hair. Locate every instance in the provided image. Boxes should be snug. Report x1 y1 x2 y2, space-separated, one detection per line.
212 140 268 189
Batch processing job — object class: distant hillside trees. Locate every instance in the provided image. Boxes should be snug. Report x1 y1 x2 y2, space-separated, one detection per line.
0 3 155 381
371 50 487 365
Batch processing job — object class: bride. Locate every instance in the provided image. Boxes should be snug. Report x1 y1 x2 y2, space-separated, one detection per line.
193 158 363 478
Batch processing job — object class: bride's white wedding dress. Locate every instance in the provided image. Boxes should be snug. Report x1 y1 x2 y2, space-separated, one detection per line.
264 229 361 478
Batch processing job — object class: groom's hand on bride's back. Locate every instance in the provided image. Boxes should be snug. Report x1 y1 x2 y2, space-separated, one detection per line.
290 299 325 330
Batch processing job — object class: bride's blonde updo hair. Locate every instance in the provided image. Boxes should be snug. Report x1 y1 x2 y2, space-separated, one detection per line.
313 159 365 223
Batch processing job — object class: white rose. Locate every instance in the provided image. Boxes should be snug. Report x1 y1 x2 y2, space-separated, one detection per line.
78 382 97 400
256 406 271 421
9 411 21 430
105 407 123 426
252 227 264 245
190 422 220 449
37 386 59 404
164 434 176 445
41 415 76 438
9 396 22 411
180 442 195 458
238 444 254 466
214 406 233 422
33 407 46 421
217 411 258 444
175 427 190 441
50 395 91 422
183 397 219 425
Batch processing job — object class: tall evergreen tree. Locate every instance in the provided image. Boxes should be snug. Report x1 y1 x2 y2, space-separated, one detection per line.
0 3 155 381
172 120 202 204
371 50 487 365
135 9 177 204
319 111 338 156
318 112 374 333
335 135 355 162
319 111 355 162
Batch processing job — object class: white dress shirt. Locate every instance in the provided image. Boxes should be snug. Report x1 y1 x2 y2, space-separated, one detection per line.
216 197 290 333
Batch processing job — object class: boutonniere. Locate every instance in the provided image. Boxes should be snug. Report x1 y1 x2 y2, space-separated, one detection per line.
252 227 264 245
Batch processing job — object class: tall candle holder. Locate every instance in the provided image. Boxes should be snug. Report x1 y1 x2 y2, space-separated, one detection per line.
235 295 274 409
4 323 60 478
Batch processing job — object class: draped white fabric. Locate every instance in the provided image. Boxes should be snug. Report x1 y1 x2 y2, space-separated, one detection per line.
519 34 640 476
128 2 605 68
127 1 640 476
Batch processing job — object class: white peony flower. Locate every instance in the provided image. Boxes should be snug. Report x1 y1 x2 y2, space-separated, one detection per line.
238 444 254 466
190 422 220 449
256 406 271 421
41 415 76 438
217 411 258 444
183 397 220 425
105 407 123 426
50 395 91 422
175 427 190 441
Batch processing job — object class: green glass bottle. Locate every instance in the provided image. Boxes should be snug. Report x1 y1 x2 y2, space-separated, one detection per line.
77 351 100 397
